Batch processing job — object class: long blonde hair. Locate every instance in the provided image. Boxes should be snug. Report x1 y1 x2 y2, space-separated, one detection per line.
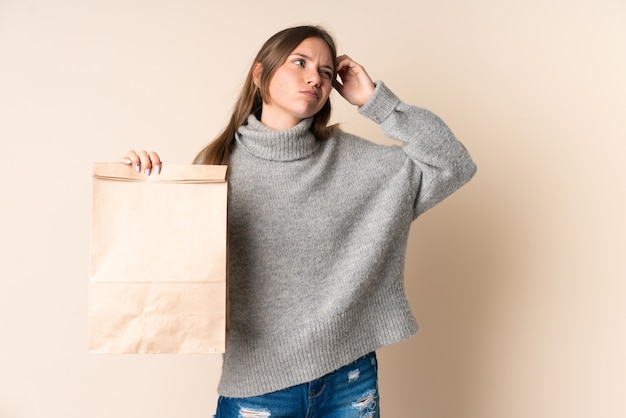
194 25 339 165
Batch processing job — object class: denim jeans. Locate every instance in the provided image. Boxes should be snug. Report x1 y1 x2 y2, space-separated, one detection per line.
214 352 380 418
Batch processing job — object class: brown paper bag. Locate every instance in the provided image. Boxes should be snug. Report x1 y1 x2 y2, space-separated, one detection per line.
88 163 227 354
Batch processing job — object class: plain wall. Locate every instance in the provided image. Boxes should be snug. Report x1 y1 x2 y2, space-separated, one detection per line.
1 0 624 417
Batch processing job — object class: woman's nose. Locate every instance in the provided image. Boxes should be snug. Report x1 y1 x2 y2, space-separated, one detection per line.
306 69 321 86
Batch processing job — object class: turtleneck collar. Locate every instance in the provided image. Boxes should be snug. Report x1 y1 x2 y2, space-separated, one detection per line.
235 115 319 162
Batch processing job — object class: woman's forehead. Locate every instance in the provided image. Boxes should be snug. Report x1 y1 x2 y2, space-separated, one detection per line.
290 37 334 64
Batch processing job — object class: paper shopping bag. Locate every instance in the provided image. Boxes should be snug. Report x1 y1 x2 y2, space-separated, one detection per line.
88 163 227 354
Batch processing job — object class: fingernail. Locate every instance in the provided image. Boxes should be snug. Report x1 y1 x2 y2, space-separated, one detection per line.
155 165 161 175
145 168 151 176
134 163 140 173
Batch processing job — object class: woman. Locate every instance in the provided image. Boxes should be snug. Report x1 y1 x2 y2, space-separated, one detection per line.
123 25 476 417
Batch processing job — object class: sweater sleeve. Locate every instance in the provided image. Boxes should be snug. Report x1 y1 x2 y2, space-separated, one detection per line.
358 81 477 218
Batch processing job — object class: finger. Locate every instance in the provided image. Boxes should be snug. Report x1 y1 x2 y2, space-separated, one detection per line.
121 150 142 172
119 155 133 165
137 149 153 175
335 55 352 74
148 151 162 174
337 55 362 72
336 54 350 64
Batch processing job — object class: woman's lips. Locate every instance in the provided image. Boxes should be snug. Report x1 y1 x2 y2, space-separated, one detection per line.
300 90 319 100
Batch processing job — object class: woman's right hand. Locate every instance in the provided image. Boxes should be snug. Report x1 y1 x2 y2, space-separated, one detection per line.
120 150 162 176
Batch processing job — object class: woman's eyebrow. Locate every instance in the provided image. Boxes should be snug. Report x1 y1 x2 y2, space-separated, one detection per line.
290 53 334 71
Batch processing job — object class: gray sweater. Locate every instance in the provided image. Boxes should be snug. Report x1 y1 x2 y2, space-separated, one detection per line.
219 81 476 397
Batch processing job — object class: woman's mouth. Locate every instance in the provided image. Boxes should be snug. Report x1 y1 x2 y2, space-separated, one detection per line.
301 90 319 100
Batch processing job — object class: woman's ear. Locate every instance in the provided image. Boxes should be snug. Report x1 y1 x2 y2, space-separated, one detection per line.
252 62 263 87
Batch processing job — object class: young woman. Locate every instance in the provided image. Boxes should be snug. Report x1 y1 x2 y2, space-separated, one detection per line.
123 25 476 417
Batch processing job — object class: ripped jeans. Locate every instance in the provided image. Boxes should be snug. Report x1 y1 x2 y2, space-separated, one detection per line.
214 352 380 418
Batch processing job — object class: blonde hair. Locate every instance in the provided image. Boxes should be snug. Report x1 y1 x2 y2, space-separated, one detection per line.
194 25 338 165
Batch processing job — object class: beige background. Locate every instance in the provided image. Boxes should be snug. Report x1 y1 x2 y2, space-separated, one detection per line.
1 0 624 417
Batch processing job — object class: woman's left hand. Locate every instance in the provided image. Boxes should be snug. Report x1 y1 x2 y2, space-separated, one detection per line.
334 55 376 107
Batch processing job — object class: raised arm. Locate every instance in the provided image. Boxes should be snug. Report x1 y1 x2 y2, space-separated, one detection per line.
334 55 476 217
361 81 476 216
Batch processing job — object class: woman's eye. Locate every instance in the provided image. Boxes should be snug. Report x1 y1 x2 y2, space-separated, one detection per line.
321 71 333 79
293 59 305 67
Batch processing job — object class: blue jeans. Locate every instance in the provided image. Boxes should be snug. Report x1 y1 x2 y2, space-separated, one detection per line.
214 352 380 418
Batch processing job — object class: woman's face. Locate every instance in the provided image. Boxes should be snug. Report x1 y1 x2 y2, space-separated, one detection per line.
258 37 334 130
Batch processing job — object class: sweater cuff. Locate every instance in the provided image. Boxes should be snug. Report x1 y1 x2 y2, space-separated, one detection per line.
358 80 401 125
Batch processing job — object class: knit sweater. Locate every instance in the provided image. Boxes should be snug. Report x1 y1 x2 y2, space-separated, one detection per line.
218 81 476 397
